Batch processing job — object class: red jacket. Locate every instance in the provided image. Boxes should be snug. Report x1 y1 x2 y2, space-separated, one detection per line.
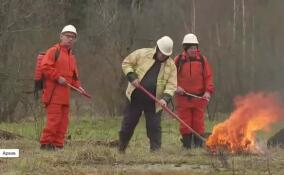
41 44 81 105
174 51 214 95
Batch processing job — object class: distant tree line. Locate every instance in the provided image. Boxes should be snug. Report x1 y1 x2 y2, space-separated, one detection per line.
1 0 284 121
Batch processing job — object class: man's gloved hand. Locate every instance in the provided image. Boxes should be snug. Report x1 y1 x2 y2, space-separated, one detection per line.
58 76 67 85
176 86 185 95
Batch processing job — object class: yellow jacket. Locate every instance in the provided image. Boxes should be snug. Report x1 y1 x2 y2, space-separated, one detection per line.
122 48 177 112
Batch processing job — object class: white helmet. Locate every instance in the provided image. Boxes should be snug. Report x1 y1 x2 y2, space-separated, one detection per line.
61 25 77 35
156 36 173 56
182 33 199 44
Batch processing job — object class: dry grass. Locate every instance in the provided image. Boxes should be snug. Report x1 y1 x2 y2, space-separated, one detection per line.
0 117 284 175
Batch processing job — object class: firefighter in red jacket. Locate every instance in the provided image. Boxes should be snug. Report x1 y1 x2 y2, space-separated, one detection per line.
40 25 85 150
174 33 214 149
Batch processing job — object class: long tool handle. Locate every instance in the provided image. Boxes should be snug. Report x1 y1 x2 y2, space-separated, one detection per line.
137 84 206 141
67 83 92 99
184 92 209 101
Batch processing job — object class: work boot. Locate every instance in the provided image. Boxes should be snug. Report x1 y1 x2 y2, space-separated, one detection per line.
40 144 47 150
180 134 193 149
40 143 55 151
150 140 161 152
193 135 204 148
149 131 161 152
118 142 128 154
118 132 132 153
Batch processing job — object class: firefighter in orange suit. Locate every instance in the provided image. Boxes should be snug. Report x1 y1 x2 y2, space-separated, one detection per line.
174 33 214 149
40 25 85 150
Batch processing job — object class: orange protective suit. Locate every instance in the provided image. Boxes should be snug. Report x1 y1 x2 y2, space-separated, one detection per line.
40 44 81 147
174 51 214 135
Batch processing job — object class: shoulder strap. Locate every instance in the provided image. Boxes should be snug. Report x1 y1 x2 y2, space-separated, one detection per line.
199 55 206 92
54 48 60 61
177 55 184 73
199 55 205 72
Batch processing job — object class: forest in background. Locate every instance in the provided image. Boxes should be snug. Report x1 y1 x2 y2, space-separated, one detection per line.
1 0 284 121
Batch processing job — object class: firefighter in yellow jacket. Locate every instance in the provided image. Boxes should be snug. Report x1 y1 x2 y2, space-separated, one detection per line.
119 36 177 153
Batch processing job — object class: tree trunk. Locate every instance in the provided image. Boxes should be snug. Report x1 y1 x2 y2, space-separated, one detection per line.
192 0 196 33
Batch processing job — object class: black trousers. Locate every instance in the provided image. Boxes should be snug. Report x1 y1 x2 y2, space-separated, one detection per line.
119 90 162 151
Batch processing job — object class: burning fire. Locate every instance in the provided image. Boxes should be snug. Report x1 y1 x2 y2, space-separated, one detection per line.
206 92 284 153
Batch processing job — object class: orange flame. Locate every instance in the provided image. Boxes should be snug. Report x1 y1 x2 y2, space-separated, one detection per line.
206 92 284 153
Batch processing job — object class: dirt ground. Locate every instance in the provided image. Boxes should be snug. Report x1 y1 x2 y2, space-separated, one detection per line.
1 137 284 175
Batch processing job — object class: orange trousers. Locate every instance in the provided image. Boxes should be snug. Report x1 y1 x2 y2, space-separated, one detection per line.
40 103 69 147
175 96 207 135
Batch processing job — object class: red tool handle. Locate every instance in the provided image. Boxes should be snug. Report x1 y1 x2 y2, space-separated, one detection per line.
137 84 206 141
66 83 92 99
184 92 209 101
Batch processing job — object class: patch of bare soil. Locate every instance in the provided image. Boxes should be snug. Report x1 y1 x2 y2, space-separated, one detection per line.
67 139 119 147
0 129 23 140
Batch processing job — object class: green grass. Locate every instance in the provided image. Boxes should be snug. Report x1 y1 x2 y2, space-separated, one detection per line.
0 116 284 175
0 115 218 141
